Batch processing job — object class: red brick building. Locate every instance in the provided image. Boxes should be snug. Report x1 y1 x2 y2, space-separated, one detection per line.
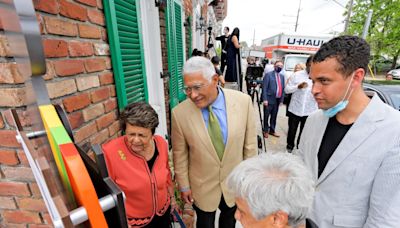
0 0 227 226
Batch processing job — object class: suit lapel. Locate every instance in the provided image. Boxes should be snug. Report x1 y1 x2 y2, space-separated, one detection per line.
222 89 237 163
187 100 221 163
310 114 329 179
317 96 384 185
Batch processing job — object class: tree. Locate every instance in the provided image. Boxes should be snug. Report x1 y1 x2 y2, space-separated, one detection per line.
348 0 400 71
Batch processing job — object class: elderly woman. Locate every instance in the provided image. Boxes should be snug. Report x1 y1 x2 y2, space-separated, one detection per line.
227 153 316 228
102 102 176 227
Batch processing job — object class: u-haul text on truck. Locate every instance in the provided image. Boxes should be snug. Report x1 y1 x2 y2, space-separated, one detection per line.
261 33 332 59
261 33 332 79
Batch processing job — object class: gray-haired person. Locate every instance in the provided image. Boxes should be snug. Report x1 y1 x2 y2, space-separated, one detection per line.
172 56 257 228
227 153 317 228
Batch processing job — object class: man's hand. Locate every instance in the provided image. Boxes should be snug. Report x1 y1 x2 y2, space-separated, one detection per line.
219 75 225 87
181 190 194 204
263 101 269 106
298 82 308 89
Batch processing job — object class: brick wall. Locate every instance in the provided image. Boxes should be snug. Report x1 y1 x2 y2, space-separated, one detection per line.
183 0 192 59
159 8 172 138
0 0 120 226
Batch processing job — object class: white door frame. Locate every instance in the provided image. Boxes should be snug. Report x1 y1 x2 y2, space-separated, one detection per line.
139 0 168 141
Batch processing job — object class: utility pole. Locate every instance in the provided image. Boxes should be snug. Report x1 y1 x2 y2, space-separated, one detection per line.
252 29 255 49
344 0 354 33
362 9 373 39
295 0 301 32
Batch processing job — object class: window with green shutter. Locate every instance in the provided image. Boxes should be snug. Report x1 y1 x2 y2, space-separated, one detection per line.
103 0 148 111
166 0 186 109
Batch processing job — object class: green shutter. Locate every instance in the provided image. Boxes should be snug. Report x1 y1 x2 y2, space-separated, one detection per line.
103 0 148 111
166 0 186 109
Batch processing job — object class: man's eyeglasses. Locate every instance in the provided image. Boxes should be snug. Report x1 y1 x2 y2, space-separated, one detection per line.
183 83 208 95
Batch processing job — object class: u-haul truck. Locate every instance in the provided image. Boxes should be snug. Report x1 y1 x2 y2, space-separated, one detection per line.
261 33 332 60
261 33 332 78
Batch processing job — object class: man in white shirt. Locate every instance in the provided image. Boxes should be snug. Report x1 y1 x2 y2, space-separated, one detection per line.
284 56 317 152
263 59 275 74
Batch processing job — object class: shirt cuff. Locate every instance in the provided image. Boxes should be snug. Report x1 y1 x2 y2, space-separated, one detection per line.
180 187 191 192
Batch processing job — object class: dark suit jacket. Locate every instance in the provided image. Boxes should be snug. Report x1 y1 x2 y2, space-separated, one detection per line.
262 70 285 104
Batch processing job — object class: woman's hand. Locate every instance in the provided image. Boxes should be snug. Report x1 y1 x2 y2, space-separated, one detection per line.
297 82 308 89
170 196 179 214
219 75 226 87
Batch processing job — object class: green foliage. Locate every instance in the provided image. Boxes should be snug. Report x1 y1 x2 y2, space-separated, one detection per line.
215 47 221 58
348 0 400 71
365 79 400 85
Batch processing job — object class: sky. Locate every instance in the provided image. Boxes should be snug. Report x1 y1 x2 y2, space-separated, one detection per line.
222 0 348 46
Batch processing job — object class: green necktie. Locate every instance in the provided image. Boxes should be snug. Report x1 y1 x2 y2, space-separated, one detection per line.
207 106 225 160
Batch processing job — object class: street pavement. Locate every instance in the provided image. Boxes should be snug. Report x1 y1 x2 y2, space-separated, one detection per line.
254 101 289 154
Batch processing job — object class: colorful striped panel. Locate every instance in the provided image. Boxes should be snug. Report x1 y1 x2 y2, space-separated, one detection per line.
38 105 76 205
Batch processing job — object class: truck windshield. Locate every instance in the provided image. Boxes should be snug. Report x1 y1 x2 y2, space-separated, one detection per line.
284 56 309 71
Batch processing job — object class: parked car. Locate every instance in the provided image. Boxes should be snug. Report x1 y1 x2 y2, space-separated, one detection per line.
372 57 393 73
387 66 400 80
363 81 400 111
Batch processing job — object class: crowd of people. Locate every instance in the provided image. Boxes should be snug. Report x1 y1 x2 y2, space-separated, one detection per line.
100 34 400 228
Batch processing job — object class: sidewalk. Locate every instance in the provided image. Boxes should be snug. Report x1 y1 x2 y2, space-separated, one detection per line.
253 99 289 154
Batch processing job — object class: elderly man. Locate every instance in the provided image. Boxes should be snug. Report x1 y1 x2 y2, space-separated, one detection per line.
298 35 400 227
227 153 316 228
172 56 257 228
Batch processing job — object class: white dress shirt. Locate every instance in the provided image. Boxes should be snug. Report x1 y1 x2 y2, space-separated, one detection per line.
263 64 274 74
285 70 318 117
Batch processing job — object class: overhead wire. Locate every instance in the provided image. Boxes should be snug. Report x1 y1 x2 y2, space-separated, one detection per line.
319 21 345 33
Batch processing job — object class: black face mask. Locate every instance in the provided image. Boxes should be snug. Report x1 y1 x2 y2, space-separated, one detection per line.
275 66 282 73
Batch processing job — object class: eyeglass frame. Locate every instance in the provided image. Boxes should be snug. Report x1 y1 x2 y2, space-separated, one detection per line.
182 83 210 95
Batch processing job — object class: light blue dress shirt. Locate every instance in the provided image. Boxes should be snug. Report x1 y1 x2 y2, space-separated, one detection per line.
201 88 227 145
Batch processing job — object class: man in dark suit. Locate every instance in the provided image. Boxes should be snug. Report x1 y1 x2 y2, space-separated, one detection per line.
262 60 285 138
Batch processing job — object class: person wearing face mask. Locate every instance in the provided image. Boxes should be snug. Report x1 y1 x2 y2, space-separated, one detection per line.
297 36 400 228
262 60 285 138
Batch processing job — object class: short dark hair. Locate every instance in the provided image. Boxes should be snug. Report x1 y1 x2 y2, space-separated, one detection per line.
225 26 229 32
120 102 159 134
306 55 313 74
211 56 220 64
313 35 370 77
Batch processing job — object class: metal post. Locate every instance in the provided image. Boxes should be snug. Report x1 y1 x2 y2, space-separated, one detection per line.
362 10 373 39
69 194 115 226
252 29 255 49
344 0 354 33
26 130 47 139
295 0 301 32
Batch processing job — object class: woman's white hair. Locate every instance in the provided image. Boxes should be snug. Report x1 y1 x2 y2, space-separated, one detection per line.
227 153 315 227
183 56 216 82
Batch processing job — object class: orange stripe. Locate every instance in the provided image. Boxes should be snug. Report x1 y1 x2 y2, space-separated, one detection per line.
59 143 108 228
